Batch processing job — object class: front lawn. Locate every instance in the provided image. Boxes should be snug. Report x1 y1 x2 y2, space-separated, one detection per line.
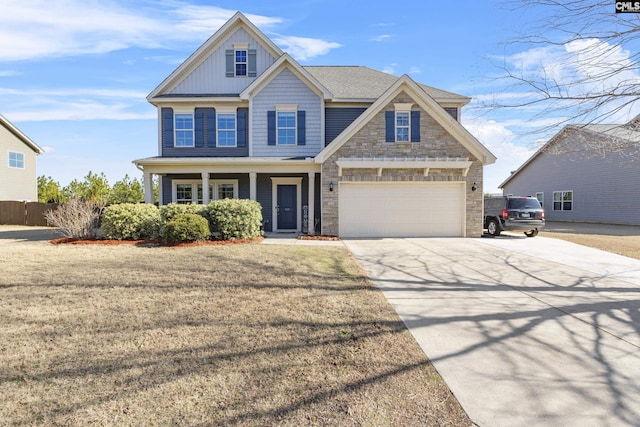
0 240 469 426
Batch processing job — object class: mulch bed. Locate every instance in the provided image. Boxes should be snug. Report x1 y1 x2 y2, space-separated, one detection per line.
50 236 264 247
297 234 340 241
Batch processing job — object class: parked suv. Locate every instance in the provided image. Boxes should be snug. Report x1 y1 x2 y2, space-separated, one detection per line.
484 196 545 237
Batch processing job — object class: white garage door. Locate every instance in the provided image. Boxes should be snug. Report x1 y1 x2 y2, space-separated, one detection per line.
339 182 465 238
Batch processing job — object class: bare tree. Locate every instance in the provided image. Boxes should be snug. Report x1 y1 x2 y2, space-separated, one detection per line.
490 0 640 151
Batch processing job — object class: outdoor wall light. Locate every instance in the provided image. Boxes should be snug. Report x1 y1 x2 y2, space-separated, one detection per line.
471 182 477 192
329 182 334 192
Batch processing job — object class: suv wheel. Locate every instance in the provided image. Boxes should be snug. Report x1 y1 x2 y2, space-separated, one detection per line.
525 229 539 238
487 219 501 236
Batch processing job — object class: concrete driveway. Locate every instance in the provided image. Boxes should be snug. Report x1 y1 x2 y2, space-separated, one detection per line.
344 236 640 427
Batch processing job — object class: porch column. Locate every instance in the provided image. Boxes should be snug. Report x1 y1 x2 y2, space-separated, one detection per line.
308 172 315 235
249 172 257 201
143 171 154 204
201 172 210 204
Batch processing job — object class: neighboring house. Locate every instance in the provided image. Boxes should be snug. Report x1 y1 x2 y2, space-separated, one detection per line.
500 116 640 225
133 12 496 237
0 114 44 201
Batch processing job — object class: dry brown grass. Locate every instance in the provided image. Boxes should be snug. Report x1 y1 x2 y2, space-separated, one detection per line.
0 237 469 426
541 231 640 260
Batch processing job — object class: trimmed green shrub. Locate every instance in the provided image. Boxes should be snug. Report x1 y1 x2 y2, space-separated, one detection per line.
159 203 207 223
205 199 262 240
101 203 161 240
162 213 210 244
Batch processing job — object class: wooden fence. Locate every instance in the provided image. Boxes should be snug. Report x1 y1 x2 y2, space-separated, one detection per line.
0 201 58 226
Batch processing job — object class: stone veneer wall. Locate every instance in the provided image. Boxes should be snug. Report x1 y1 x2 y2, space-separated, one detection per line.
321 92 484 237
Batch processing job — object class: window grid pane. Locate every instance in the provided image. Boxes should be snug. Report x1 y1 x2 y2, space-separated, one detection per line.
277 112 296 145
235 50 247 76
217 114 236 147
396 112 409 142
218 184 235 199
176 184 193 204
8 152 24 168
175 114 193 147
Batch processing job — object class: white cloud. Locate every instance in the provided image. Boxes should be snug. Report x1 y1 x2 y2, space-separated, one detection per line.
372 34 392 42
272 36 342 61
464 117 536 193
0 1 337 62
5 101 156 122
381 64 397 75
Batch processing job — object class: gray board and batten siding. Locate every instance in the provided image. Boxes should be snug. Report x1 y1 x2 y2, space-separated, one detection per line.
168 27 276 95
502 147 640 225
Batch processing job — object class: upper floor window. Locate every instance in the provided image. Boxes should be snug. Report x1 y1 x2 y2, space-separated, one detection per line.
386 103 420 143
235 50 247 76
175 114 194 147
277 112 297 145
217 114 237 147
8 151 24 169
395 112 410 142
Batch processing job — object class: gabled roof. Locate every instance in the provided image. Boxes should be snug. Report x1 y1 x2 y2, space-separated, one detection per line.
499 122 640 188
240 54 332 100
0 114 44 154
314 75 495 165
147 11 283 100
304 66 470 104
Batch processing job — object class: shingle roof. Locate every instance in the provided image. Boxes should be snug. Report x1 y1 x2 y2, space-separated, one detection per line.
303 66 469 103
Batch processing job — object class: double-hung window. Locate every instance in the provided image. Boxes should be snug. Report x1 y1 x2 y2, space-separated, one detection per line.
553 191 573 211
8 151 24 169
235 50 247 76
217 114 236 147
395 112 410 142
175 114 194 147
277 111 297 145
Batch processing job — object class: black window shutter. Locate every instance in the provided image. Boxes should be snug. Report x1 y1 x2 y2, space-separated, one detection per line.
194 108 204 147
248 49 257 77
237 108 248 147
225 50 234 77
207 109 216 147
385 111 395 142
411 111 420 143
297 111 306 145
267 111 276 145
161 107 174 147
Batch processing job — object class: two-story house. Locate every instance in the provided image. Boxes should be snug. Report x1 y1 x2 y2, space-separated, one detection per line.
1 114 44 201
133 12 496 237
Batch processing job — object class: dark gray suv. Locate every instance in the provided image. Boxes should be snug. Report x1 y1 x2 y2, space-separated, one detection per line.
484 196 545 237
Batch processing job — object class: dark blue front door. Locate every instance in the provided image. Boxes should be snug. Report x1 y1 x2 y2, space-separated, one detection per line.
277 185 297 230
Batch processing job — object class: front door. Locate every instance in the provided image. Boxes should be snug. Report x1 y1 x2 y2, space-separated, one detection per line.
277 184 297 230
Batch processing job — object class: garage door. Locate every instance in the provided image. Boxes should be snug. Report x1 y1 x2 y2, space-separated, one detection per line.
339 182 465 238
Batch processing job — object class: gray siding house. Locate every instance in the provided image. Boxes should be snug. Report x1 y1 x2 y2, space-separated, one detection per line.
0 115 44 201
134 12 496 237
500 118 640 225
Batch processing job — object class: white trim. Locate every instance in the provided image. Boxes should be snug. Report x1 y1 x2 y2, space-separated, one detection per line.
240 54 332 100
8 151 25 169
172 179 202 204
335 157 472 177
217 112 237 147
314 74 496 165
271 177 303 232
211 179 239 200
232 42 249 49
216 106 237 114
148 12 283 100
174 113 195 147
276 110 297 146
394 103 413 111
275 104 298 112
553 190 574 212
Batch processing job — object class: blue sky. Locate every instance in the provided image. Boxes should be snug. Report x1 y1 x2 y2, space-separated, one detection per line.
2 0 639 193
